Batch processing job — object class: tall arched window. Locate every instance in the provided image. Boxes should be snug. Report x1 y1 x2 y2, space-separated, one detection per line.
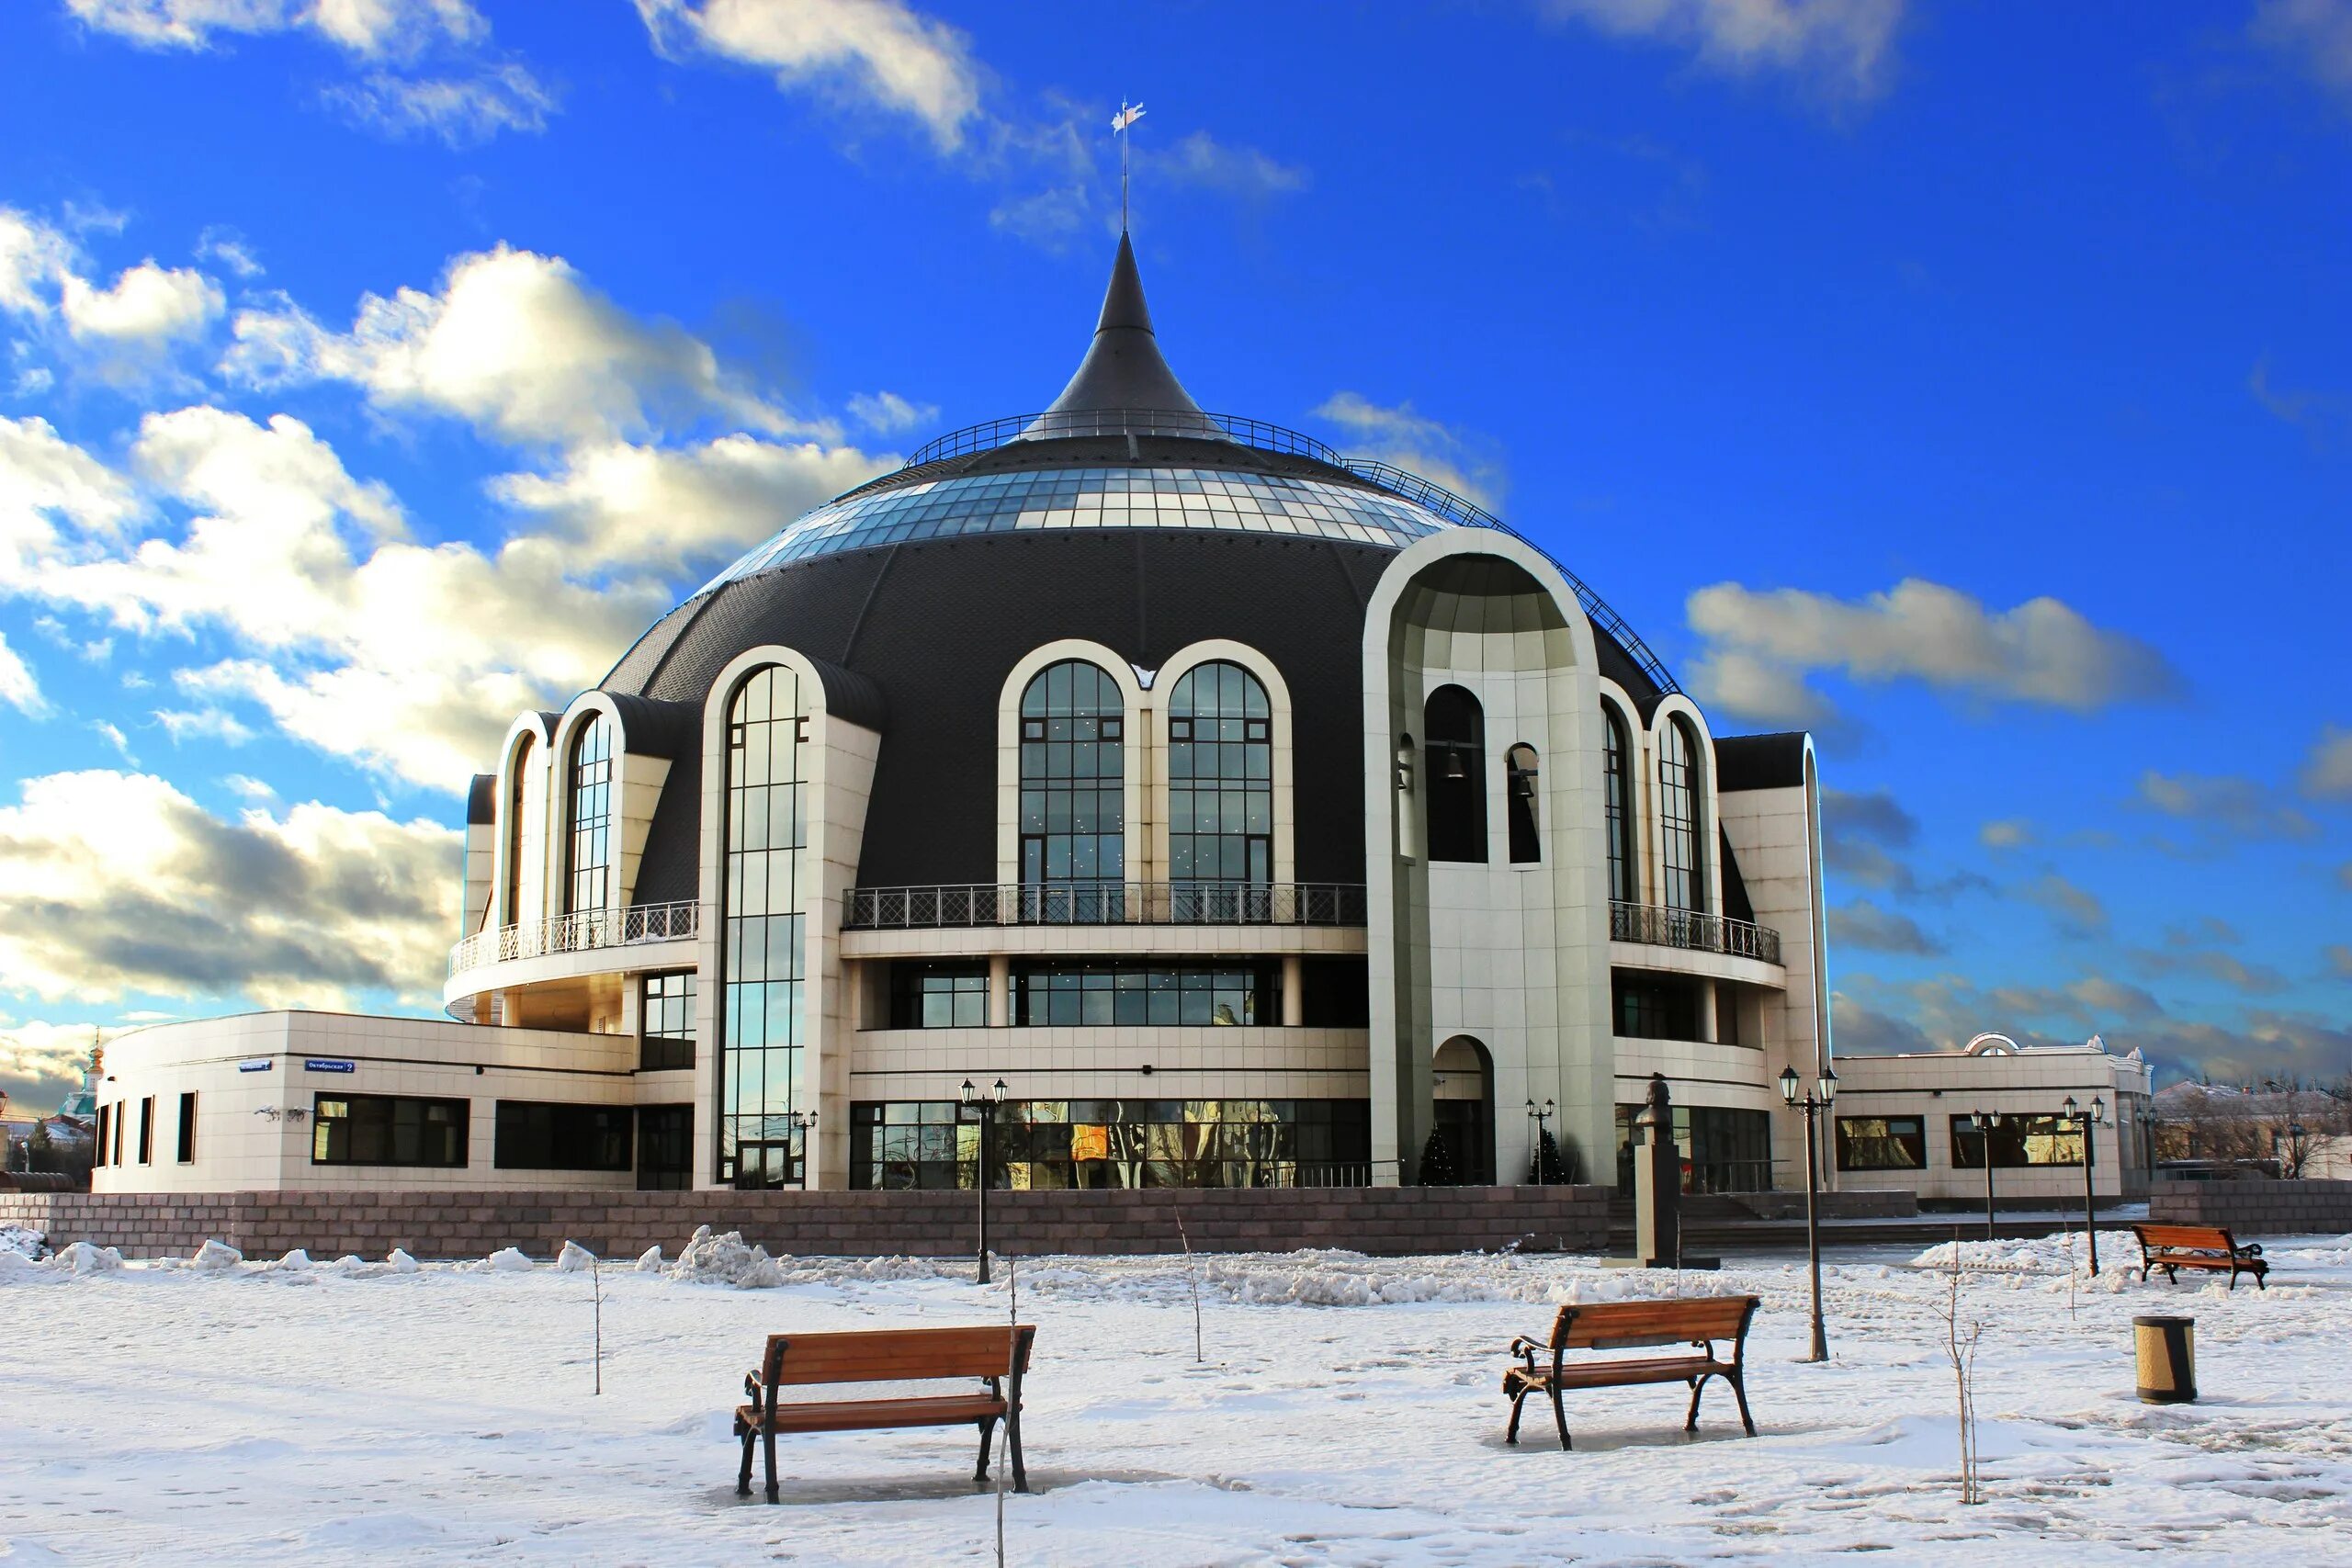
1169 661 1272 893
1659 716 1706 913
1505 744 1541 864
1423 684 1487 863
1019 660 1125 891
564 716 613 915
720 666 808 1190
503 735 533 925
1602 706 1634 903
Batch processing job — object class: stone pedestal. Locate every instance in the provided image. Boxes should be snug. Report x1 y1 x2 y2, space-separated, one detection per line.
1632 1073 1679 1269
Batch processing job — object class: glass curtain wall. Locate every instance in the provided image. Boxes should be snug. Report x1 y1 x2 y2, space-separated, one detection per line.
849 1099 1372 1190
1169 660 1272 918
504 735 532 925
1019 660 1124 920
565 716 613 915
1602 707 1634 904
718 666 808 1189
1658 717 1705 914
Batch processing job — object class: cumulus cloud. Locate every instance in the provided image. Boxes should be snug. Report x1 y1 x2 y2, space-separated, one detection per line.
62 0 550 144
0 209 77 318
1312 392 1505 511
2253 0 2352 112
0 1018 115 1108
2301 724 2352 799
2133 769 2317 847
2022 872 2108 938
635 0 983 150
845 389 937 434
2130 943 2290 998
60 260 224 347
1815 784 1981 899
0 406 658 786
491 434 888 579
1686 577 2181 728
0 768 456 1008
1826 898 1941 955
1536 0 1905 101
225 246 798 447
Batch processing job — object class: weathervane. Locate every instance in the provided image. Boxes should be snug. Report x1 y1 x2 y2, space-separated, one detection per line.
1112 99 1146 232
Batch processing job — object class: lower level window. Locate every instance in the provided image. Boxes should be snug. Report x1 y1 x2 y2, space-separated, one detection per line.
1836 1115 1926 1171
889 963 989 1028
494 1101 633 1171
312 1095 469 1168
1013 963 1273 1026
1612 974 1703 1041
1951 1113 2082 1168
1613 1103 1772 1193
849 1099 1371 1190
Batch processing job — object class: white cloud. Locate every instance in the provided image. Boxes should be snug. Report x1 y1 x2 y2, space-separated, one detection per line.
63 0 485 59
635 0 984 150
222 772 276 799
90 718 137 762
1312 392 1506 511
987 185 1092 249
1826 898 1941 955
0 768 457 1008
1148 130 1308 198
0 413 145 581
2301 724 2352 799
2135 770 2318 844
491 434 890 578
1686 577 2181 727
323 63 556 146
845 389 937 434
153 705 254 745
60 260 224 347
0 1018 113 1102
0 628 44 715
0 209 76 318
1538 0 1905 100
2254 0 2352 111
195 226 264 279
1978 818 2033 852
225 246 797 447
2022 872 2109 938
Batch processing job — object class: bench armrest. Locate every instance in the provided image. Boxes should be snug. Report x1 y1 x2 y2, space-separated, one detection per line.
744 1371 763 1403
1507 1336 1543 1371
2236 1244 2264 1259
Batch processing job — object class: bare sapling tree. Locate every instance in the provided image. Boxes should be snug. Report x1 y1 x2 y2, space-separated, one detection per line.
592 1255 604 1396
1175 1213 1204 1364
1937 1235 1986 1505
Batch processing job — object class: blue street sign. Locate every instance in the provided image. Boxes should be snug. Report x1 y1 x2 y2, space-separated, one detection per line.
237 1058 273 1073
303 1059 356 1074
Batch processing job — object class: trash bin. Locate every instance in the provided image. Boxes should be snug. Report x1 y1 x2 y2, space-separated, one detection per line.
2134 1314 2196 1404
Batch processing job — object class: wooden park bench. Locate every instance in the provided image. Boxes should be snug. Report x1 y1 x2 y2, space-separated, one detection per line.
733 1325 1035 1504
2131 1223 2268 1292
1502 1295 1760 1451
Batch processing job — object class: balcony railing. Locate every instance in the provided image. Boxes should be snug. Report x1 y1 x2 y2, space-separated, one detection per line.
447 899 703 979
1610 901 1783 966
845 882 1367 931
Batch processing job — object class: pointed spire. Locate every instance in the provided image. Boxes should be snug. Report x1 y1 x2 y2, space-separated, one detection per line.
1026 235 1219 436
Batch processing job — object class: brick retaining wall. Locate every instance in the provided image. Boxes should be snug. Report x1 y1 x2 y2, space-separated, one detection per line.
2149 1178 2352 1236
0 1184 1612 1263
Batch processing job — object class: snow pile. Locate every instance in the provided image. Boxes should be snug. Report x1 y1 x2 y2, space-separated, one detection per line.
556 1241 595 1273
61 1241 123 1275
0 1224 46 1261
387 1249 420 1273
190 1240 243 1272
271 1249 313 1271
1912 1234 2092 1274
634 1246 662 1271
665 1226 784 1289
481 1247 533 1273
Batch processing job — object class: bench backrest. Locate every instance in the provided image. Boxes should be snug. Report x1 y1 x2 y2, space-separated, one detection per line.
1547 1295 1758 1352
761 1325 1035 1387
2133 1224 2238 1251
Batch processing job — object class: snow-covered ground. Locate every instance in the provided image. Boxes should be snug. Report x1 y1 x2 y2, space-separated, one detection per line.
6 1225 2350 1565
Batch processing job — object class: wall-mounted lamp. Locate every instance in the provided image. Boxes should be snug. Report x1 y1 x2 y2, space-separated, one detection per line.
1443 748 1466 781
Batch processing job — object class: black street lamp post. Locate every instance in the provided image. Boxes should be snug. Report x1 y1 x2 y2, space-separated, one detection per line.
961 1077 1009 1284
1777 1064 1838 1363
2060 1094 2109 1276
785 1109 817 1189
1525 1098 1555 1184
1968 1111 2004 1238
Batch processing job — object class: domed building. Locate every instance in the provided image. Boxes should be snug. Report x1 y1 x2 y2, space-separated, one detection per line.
90 239 1845 1201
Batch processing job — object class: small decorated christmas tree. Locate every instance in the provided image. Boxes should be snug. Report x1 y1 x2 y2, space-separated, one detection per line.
1419 1125 1459 1186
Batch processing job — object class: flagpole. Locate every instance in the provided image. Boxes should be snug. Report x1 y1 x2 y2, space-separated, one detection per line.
1114 100 1146 234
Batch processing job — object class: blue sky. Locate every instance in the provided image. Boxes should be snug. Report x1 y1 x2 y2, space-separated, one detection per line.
1 0 2347 1112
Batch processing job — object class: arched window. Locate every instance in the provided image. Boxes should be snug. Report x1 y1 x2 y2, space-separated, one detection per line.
1659 716 1706 913
503 735 533 925
1169 660 1272 889
1019 660 1125 889
1602 706 1634 903
720 666 808 1190
1505 744 1541 864
564 716 613 915
1423 684 1487 863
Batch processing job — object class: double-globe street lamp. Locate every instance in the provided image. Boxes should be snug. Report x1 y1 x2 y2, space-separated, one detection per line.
1525 1098 1555 1184
960 1077 1010 1284
2060 1094 2109 1276
1776 1065 1838 1364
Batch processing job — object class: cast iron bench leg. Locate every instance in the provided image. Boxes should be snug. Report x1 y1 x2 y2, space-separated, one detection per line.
736 1423 756 1498
1008 1403 1029 1494
975 1416 997 1484
1548 1383 1571 1452
763 1425 780 1505
1504 1382 1529 1446
1684 1374 1707 1433
1730 1372 1757 1438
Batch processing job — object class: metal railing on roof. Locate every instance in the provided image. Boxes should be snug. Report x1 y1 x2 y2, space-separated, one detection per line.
859 408 1681 696
447 899 702 980
844 881 1367 931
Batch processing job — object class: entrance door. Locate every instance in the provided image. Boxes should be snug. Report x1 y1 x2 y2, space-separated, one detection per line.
1431 1035 1495 1185
734 1137 804 1190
